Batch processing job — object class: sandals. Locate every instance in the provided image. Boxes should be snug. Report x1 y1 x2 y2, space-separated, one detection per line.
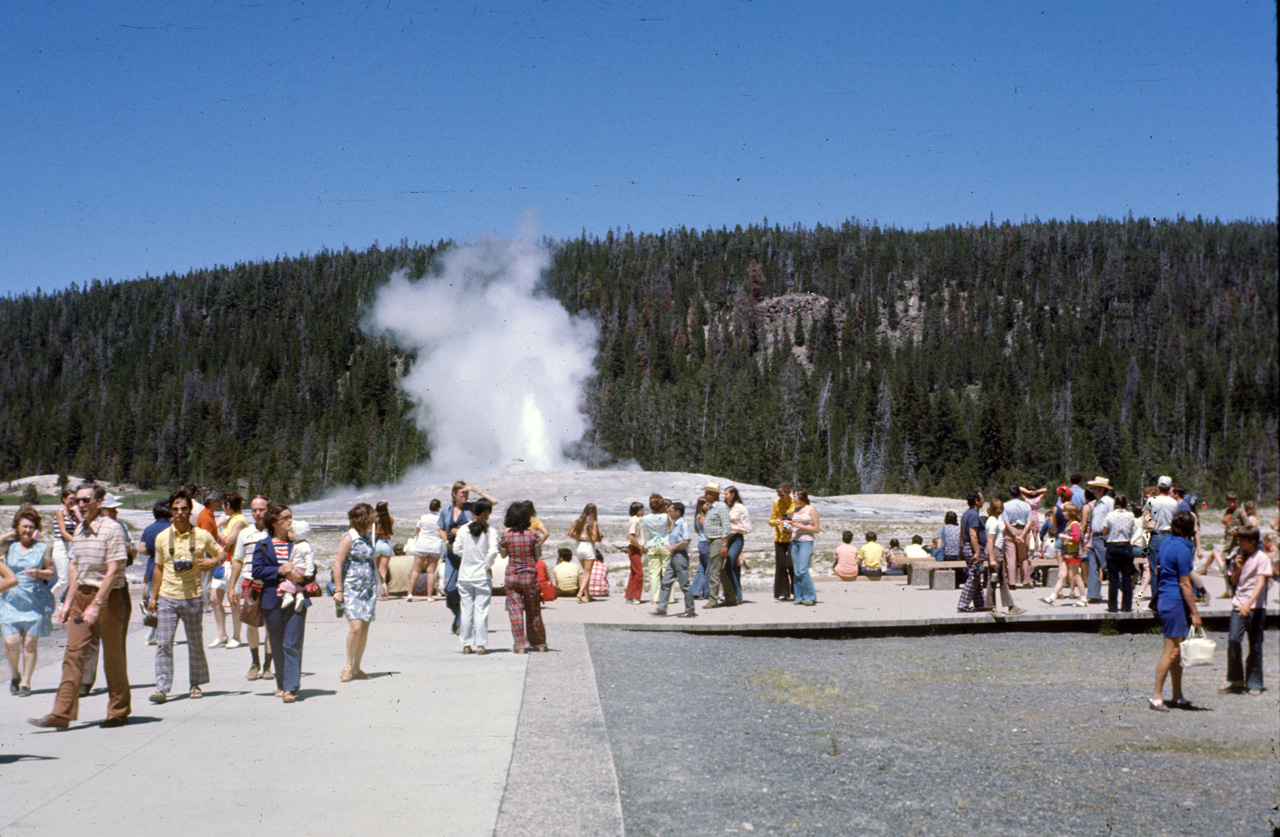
1148 698 1169 712
274 689 284 698
189 686 203 700
352 670 371 680
1219 682 1245 694
282 691 296 703
340 667 352 682
149 691 167 704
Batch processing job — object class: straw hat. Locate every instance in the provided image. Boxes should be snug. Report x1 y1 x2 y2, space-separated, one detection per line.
1086 476 1112 491
702 480 721 495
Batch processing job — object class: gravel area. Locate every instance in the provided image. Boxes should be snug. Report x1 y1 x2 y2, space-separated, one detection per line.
586 628 1279 836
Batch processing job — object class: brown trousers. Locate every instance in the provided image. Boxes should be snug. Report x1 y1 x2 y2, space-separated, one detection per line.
51 585 131 723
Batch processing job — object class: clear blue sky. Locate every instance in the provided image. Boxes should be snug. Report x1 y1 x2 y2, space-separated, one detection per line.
2 0 1275 295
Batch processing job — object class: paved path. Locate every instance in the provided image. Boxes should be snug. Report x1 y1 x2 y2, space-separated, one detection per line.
1 596 527 835
1 572 1272 835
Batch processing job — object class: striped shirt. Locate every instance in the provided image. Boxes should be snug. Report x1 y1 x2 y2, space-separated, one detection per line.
73 516 128 589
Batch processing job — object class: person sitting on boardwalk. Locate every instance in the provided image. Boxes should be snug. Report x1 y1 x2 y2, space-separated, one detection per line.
883 539 907 576
832 531 859 580
903 535 931 560
553 548 582 598
857 532 884 580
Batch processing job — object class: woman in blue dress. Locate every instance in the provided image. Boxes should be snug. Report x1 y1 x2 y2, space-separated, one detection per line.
1149 510 1202 711
2 506 56 697
333 503 379 682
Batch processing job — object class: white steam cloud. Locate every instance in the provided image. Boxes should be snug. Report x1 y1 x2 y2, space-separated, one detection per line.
364 230 598 477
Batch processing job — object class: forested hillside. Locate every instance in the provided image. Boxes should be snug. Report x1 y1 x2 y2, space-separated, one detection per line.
1 217 1276 503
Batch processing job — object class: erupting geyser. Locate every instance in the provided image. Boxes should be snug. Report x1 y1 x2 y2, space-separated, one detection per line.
364 227 598 477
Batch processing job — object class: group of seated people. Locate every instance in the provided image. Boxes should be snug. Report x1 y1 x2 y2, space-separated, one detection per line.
831 531 925 580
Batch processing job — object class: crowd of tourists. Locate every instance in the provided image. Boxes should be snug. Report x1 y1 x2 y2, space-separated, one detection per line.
2 472 1275 728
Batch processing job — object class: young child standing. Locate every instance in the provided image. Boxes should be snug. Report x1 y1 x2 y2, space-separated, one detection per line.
653 502 695 617
1221 526 1271 695
1042 503 1085 605
279 520 315 613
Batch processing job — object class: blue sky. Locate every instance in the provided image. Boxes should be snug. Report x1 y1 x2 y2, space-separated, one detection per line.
2 0 1275 295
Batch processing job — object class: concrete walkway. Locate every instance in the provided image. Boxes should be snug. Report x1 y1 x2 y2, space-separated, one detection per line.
0 594 527 835
2 572 1272 835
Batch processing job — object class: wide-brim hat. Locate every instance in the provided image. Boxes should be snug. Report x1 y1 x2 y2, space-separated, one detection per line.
702 479 721 494
100 492 123 509
1086 476 1112 491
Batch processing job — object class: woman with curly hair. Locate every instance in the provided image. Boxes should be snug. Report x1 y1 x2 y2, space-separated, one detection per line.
2 506 55 696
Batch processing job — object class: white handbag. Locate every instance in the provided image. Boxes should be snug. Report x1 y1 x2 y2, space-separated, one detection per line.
1180 626 1216 667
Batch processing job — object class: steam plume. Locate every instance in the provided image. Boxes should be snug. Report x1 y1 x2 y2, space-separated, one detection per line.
364 230 597 477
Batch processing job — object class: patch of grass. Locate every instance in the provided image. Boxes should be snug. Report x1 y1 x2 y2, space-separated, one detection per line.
1111 738 1272 760
0 493 61 505
748 667 859 712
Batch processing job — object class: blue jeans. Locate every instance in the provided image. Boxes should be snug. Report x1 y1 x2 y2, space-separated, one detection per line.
1227 608 1266 691
790 540 816 603
263 605 307 693
725 534 745 603
1086 537 1106 600
690 542 710 597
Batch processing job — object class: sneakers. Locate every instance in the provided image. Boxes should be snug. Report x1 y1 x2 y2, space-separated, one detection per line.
294 595 306 613
208 636 227 648
280 593 294 611
406 595 414 603
225 638 242 649
1039 596 1055 605
1070 598 1088 607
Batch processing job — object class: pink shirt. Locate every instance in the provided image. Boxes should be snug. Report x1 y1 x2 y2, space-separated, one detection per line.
833 543 859 578
1232 550 1273 611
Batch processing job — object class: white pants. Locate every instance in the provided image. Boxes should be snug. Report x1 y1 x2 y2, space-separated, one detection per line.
50 539 72 603
458 580 491 649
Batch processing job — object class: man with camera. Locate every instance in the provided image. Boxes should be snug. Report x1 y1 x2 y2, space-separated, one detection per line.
144 490 222 704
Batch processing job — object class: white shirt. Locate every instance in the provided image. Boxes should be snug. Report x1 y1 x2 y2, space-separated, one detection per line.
1103 509 1136 544
985 516 1004 552
414 514 444 554
455 525 498 585
1145 495 1178 532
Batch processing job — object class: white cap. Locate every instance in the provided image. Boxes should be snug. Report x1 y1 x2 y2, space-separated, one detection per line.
1156 475 1172 488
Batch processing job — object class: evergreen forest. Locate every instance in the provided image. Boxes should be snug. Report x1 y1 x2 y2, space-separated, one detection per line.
1 217 1276 505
